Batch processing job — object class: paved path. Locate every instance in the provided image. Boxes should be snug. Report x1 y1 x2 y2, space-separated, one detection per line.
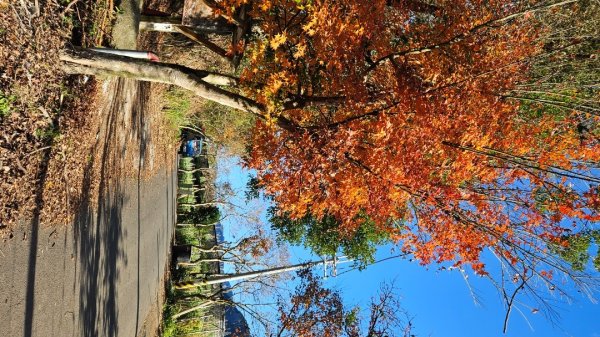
0 2 177 335
0 70 176 337
0 155 176 337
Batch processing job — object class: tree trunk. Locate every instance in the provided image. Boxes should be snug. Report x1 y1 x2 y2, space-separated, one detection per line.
61 49 261 112
178 258 238 266
176 222 218 227
60 49 300 132
174 25 233 62
178 186 206 192
179 201 224 208
173 301 217 319
179 168 212 173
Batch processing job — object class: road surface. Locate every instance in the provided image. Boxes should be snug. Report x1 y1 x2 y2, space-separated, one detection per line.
0 159 176 337
0 1 177 335
0 75 177 337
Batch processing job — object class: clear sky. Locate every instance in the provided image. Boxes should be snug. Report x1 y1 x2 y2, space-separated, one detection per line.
216 155 600 337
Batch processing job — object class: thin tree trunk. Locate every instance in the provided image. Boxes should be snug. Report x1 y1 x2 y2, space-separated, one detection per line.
179 258 240 266
176 222 218 227
179 168 212 173
177 194 202 200
174 25 234 63
180 125 207 137
176 216 229 227
139 15 234 34
173 301 218 319
178 186 206 192
179 201 224 207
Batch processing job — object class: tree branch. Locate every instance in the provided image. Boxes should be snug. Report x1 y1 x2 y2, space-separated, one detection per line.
366 0 579 73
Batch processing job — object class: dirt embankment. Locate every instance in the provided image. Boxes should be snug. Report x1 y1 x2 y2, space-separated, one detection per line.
0 0 178 231
0 0 101 229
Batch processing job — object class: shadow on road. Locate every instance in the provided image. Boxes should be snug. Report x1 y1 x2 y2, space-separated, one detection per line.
71 78 150 337
23 147 52 337
20 77 159 337
73 78 127 337
73 177 125 337
132 81 150 335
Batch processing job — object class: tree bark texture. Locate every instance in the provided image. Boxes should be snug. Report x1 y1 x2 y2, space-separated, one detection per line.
60 49 261 114
60 48 300 132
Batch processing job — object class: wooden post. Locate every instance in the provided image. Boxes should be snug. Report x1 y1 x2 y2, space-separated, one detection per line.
139 15 182 33
139 15 234 34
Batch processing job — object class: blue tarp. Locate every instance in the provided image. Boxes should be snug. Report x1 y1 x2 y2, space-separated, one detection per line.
183 139 204 157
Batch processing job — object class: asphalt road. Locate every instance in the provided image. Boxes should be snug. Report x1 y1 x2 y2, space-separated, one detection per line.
0 160 176 337
0 1 175 335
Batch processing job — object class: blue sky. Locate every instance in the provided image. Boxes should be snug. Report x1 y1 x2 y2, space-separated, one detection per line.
331 247 600 337
216 156 600 337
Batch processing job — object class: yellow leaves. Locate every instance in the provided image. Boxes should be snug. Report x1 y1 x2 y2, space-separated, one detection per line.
294 42 307 59
372 128 388 141
270 32 287 50
249 41 266 63
346 186 368 206
265 71 294 96
259 1 272 12
474 134 491 149
303 16 318 36
260 70 298 113
268 76 284 94
354 25 365 36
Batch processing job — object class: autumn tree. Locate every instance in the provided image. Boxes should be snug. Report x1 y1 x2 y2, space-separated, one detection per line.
60 0 600 316
238 0 600 292
269 270 413 337
238 0 599 320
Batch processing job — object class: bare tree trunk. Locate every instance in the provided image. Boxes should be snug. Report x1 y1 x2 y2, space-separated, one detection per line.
174 25 233 62
60 49 260 112
181 125 207 137
139 15 234 34
173 301 217 319
176 215 229 227
176 222 217 227
179 201 224 208
178 258 239 266
178 186 206 192
60 49 300 131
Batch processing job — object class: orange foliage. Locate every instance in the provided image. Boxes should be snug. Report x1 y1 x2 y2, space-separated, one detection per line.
218 0 600 273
